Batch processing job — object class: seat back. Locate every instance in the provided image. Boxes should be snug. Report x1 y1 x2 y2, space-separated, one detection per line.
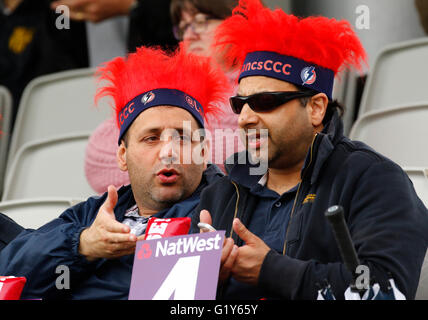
416 250 428 300
350 104 428 167
358 38 428 116
0 198 83 229
403 167 428 208
2 133 95 201
6 68 112 181
0 86 12 197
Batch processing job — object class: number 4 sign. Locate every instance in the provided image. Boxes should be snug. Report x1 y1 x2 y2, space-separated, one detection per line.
129 231 225 300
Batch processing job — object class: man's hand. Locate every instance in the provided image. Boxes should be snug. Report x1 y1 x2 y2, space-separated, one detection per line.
79 185 139 261
199 210 238 283
231 218 270 285
50 0 135 23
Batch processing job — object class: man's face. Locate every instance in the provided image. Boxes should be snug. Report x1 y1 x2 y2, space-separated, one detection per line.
117 106 207 212
237 76 316 170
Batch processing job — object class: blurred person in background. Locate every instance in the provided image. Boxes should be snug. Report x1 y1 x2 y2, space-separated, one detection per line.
49 0 178 53
1 0 178 130
415 0 428 34
84 0 247 195
0 0 88 127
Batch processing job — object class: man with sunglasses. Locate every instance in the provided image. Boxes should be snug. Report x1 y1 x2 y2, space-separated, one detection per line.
192 0 428 300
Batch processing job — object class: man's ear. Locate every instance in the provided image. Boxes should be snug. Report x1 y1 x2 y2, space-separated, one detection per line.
307 93 328 128
117 141 128 172
202 138 211 170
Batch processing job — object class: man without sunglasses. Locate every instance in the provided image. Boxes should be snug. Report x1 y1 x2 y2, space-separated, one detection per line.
0 45 229 299
191 0 428 300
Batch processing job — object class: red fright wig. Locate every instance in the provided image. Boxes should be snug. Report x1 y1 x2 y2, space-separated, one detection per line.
95 44 230 143
214 0 367 98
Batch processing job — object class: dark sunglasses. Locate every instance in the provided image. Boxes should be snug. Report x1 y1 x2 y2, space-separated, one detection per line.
229 91 316 114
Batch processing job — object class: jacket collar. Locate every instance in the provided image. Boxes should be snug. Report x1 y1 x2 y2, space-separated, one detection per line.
303 110 344 185
226 110 344 188
115 164 224 220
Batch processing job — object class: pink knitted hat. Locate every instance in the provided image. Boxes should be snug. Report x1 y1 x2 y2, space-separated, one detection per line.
84 116 130 194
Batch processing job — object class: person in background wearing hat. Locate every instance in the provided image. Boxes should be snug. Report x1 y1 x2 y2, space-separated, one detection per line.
0 44 229 299
194 0 428 300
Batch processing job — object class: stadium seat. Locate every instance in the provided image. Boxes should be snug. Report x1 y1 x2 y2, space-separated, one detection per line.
0 86 12 198
349 103 428 168
0 198 84 229
358 37 428 117
5 68 112 183
402 167 428 208
331 70 359 136
2 133 95 201
416 250 428 300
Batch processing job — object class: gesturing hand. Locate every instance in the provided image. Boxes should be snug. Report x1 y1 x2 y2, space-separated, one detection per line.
79 185 139 261
231 218 270 285
199 210 238 283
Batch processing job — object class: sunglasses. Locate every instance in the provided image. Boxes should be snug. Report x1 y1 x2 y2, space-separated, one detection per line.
229 91 315 114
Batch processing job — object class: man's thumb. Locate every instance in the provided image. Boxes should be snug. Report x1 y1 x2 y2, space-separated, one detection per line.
103 185 118 213
200 209 213 225
233 218 256 244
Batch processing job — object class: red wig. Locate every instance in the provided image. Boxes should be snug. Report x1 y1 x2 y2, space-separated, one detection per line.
214 0 367 75
95 44 230 128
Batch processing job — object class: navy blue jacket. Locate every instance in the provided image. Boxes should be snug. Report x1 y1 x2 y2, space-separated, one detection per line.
0 165 223 299
193 112 428 300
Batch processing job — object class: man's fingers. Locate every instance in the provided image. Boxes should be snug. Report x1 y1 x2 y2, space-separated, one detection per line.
103 218 130 233
136 234 146 241
103 242 137 259
219 244 238 283
105 231 137 244
221 238 235 264
233 218 257 245
222 244 238 270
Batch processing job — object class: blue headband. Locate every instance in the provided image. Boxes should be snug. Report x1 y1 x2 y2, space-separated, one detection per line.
118 88 204 145
239 51 335 100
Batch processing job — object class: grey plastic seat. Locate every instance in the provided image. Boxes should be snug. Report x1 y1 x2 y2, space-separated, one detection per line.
5 68 112 183
358 38 428 117
350 103 428 168
403 167 428 208
416 250 428 300
0 198 84 229
0 86 12 197
2 133 95 201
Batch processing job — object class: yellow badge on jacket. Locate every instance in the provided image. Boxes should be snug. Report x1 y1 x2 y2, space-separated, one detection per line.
9 27 35 54
303 194 316 204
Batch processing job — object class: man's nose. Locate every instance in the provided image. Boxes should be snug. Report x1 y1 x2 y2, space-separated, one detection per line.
238 103 259 129
159 139 180 164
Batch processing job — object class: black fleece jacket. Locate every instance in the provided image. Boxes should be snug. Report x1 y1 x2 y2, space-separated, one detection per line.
192 111 428 300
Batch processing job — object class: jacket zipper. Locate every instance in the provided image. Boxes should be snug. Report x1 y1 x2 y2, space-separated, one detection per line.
230 181 240 239
282 133 318 255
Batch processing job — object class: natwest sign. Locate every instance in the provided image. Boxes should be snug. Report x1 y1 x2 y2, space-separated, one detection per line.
129 231 224 300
